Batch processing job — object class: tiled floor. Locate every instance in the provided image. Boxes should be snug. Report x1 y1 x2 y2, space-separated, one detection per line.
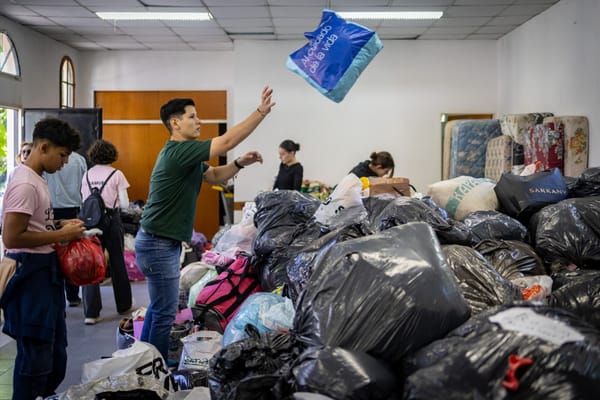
0 280 149 398
0 333 15 400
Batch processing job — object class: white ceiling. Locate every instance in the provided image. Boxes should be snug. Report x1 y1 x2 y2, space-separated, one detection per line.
0 0 560 51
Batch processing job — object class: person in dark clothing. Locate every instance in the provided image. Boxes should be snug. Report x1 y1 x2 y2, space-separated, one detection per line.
349 151 395 178
80 139 133 325
273 139 303 191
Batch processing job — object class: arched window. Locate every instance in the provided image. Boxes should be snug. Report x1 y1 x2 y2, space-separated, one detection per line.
0 31 20 77
60 56 75 108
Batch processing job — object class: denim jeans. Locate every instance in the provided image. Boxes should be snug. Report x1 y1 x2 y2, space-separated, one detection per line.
134 228 181 361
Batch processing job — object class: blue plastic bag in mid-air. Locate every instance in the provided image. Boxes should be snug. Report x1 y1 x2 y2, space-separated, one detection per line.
286 9 383 103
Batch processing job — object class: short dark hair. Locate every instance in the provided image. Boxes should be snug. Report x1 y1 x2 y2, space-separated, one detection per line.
32 118 80 151
279 139 300 153
88 139 118 165
160 98 195 133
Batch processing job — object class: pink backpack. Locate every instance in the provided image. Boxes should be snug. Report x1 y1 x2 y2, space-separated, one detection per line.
193 255 262 332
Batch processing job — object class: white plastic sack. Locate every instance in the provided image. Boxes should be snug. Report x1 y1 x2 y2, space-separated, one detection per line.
178 331 223 371
81 339 176 391
55 372 169 400
427 176 498 220
314 174 364 226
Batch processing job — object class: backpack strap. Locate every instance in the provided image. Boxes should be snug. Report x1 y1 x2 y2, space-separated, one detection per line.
86 168 118 204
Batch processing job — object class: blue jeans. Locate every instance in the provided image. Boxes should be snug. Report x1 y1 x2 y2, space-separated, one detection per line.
134 228 181 361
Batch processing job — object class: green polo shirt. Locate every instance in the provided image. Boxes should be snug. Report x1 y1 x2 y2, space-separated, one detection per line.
141 139 211 242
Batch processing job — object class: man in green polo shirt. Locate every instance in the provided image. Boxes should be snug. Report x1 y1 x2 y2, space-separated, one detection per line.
135 86 275 361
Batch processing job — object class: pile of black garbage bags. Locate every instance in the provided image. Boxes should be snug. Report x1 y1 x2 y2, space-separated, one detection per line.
206 168 600 400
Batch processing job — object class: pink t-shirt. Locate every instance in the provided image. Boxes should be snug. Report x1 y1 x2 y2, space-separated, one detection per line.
81 165 130 209
2 165 55 254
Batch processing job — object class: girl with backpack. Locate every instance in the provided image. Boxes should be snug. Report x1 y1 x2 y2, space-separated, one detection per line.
80 139 134 325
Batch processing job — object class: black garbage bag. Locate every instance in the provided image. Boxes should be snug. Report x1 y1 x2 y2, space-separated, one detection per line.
564 175 579 194
362 196 394 229
286 223 372 303
568 167 600 198
295 222 470 364
529 197 600 270
374 196 474 245
551 269 600 290
421 196 449 219
208 325 300 400
401 303 600 400
293 347 400 400
442 245 523 314
462 210 527 243
253 190 321 257
548 271 600 329
172 369 208 389
254 221 323 291
474 239 548 280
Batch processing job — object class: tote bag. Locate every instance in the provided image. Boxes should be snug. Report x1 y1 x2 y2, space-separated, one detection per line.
494 168 568 221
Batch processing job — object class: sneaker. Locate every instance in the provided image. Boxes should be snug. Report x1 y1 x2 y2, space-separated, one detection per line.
84 317 102 325
68 298 81 307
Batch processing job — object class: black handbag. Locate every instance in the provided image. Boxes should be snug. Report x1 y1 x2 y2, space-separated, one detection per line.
494 168 568 221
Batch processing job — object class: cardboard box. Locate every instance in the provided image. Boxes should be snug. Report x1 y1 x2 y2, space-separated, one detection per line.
368 177 411 197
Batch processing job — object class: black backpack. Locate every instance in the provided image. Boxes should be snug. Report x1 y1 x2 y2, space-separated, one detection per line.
80 169 117 231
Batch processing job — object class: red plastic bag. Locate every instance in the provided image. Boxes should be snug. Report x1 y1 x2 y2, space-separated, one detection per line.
56 237 106 285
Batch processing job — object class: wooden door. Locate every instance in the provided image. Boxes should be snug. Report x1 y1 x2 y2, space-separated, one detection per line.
94 91 227 240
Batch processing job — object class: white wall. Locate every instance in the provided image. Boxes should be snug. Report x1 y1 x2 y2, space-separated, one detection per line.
77 50 234 106
497 0 600 167
0 15 79 109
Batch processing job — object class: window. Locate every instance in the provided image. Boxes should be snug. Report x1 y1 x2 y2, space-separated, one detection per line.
60 56 75 108
0 31 20 77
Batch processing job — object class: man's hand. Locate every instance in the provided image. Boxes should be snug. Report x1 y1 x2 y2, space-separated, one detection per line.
257 86 276 116
237 151 263 167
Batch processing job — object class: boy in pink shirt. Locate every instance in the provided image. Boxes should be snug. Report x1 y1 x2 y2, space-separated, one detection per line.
1 118 85 399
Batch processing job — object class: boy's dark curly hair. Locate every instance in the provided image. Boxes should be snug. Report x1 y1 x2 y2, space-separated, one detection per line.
32 118 81 151
88 139 118 165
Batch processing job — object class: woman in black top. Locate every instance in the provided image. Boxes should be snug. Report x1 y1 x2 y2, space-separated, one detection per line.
349 151 395 178
273 140 303 191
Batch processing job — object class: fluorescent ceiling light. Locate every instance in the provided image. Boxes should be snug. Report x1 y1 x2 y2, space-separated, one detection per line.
338 11 443 20
96 12 212 21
